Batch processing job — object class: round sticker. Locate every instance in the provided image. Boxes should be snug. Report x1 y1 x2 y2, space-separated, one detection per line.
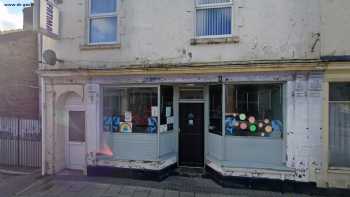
240 122 248 130
248 116 256 123
239 114 246 121
258 122 264 128
249 124 257 133
265 125 273 133
264 118 270 124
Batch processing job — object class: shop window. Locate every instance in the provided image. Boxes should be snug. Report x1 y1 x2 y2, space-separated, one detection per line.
225 84 283 138
329 82 350 167
160 86 174 132
209 85 222 135
103 87 158 133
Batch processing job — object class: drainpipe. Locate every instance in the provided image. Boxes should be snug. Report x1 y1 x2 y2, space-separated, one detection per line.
41 77 46 176
33 0 46 176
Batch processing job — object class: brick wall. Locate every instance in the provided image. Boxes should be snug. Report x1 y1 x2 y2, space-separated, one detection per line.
0 31 39 119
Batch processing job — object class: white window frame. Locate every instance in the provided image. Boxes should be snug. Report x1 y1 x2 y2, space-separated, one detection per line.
195 0 234 39
88 0 119 45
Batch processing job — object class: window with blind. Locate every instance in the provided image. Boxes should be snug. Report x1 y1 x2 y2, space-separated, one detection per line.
329 82 350 167
195 0 233 37
89 0 118 44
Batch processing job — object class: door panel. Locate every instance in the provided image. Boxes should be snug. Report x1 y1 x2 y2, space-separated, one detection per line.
68 111 85 170
179 103 204 167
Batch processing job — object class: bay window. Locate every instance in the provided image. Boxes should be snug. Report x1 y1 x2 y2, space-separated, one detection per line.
89 0 118 44
225 84 284 138
196 0 233 37
329 82 350 167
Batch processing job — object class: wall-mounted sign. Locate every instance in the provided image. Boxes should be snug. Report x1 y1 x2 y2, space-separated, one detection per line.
40 0 60 39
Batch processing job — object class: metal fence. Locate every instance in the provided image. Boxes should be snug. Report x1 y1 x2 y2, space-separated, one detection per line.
0 117 41 168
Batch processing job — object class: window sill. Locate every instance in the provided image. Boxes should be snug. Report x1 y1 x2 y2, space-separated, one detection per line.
80 43 121 50
328 167 350 174
190 36 240 45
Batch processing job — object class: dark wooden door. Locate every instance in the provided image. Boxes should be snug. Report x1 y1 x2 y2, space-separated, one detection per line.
179 103 204 167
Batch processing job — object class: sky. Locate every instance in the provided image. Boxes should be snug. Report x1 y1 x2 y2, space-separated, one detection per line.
0 0 33 31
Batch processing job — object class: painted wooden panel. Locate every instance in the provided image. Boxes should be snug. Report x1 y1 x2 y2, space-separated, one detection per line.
112 133 157 161
224 136 283 167
159 131 177 158
207 133 224 161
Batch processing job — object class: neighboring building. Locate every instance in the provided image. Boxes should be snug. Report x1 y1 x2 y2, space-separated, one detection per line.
0 6 38 119
319 0 350 189
37 0 349 190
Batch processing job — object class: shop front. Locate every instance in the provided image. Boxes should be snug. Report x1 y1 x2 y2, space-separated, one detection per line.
41 66 324 186
85 70 313 183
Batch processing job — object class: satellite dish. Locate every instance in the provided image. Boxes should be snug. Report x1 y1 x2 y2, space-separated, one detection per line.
43 49 63 65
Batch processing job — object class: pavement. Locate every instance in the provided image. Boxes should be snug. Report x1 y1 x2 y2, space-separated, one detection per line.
0 171 325 197
0 168 42 197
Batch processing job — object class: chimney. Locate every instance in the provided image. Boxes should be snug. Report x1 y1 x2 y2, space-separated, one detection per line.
23 6 34 31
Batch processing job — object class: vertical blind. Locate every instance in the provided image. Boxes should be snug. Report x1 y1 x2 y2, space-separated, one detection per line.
329 83 350 167
196 0 232 37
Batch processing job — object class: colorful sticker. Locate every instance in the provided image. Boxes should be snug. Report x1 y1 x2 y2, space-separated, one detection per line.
120 122 132 133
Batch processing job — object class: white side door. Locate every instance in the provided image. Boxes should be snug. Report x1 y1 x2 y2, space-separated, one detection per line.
67 110 86 170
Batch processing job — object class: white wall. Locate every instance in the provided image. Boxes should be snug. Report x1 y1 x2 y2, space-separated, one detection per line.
42 0 320 69
321 0 350 56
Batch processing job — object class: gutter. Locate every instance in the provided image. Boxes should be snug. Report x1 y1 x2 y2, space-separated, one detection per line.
321 56 350 62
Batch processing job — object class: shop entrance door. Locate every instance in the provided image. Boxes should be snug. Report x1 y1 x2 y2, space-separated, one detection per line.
179 103 204 167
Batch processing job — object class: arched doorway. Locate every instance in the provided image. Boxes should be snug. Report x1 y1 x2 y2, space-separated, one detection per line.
57 91 86 170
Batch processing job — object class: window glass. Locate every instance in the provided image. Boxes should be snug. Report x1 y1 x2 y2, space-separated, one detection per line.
209 85 222 135
69 111 85 142
89 17 117 43
330 83 350 101
329 82 350 167
103 87 158 133
225 84 283 138
179 88 204 99
196 7 232 36
160 86 174 132
91 0 117 14
196 0 232 37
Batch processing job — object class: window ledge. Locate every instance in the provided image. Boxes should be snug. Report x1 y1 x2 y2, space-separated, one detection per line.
190 36 240 45
80 43 121 50
328 167 350 174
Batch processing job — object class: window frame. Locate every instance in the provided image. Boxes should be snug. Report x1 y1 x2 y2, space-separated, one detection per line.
194 0 234 39
87 0 119 45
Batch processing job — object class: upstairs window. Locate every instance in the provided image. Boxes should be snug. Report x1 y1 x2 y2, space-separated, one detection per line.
195 0 233 37
89 0 118 44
